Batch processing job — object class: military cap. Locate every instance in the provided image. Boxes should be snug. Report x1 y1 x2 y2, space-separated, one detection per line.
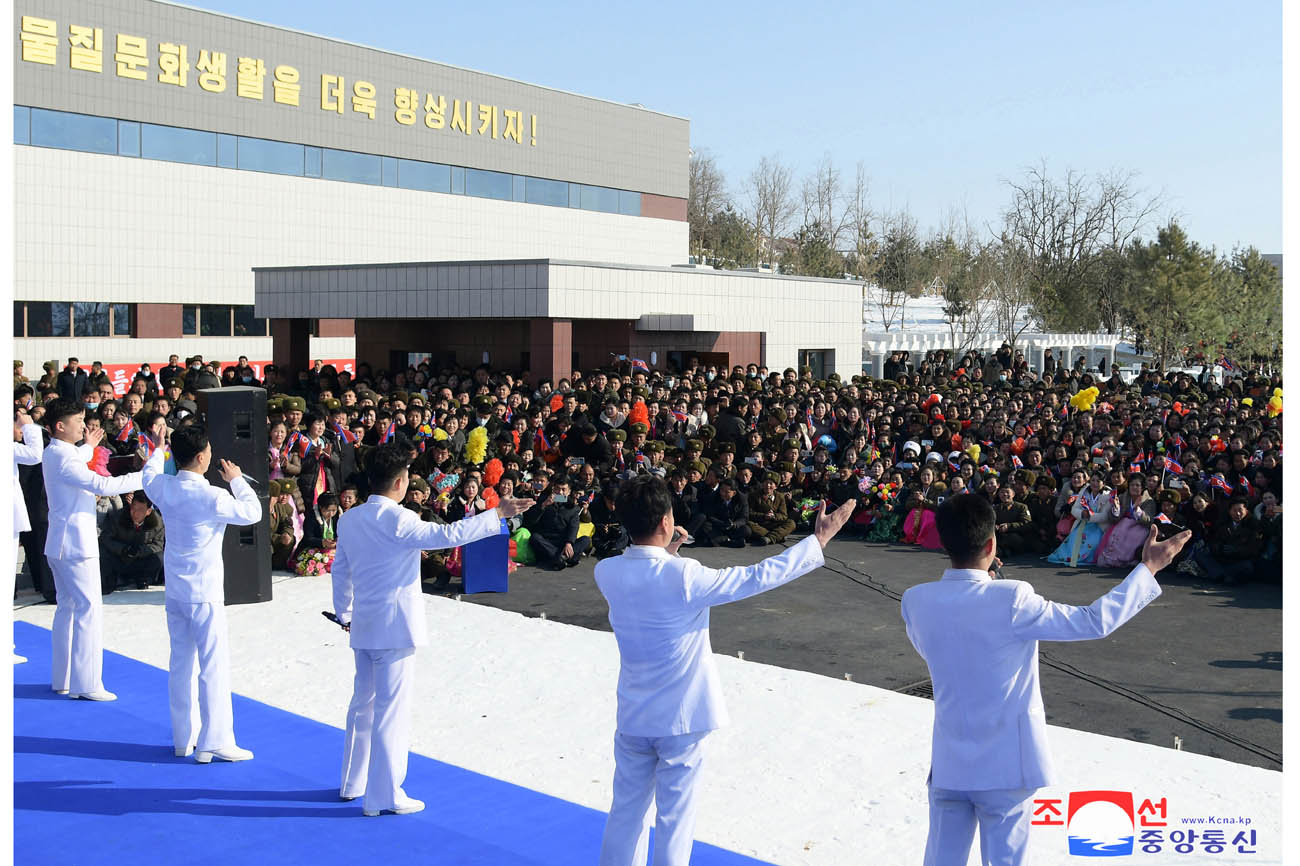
698 424 717 439
323 398 342 411
43 359 58 372
768 408 788 423
782 438 801 451
408 477 430 494
646 440 665 454
715 441 735 454
633 387 650 399
165 378 183 389
1158 488 1182 505
629 422 649 435
13 360 22 370
763 471 782 484
1034 474 1057 491
686 439 703 451
287 396 307 412
689 461 708 475
1013 469 1037 486
778 462 797 474
474 396 494 412
391 391 409 403
608 429 627 443
266 397 284 412
407 395 425 407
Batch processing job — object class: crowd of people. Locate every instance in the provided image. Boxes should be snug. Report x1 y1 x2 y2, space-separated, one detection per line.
13 344 1283 600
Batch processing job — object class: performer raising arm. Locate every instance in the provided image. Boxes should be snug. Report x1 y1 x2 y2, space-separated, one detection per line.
330 443 535 817
900 493 1190 866
41 399 143 701
142 425 262 762
595 475 856 866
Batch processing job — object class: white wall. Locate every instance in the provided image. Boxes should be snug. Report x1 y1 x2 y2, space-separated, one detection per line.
14 147 688 306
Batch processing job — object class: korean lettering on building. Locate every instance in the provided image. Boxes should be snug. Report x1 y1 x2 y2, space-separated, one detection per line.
18 14 539 146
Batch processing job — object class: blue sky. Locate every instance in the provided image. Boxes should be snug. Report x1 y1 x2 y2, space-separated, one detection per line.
193 0 1281 253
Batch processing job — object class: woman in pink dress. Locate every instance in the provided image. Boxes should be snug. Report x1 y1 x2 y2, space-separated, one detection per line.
1096 474 1157 568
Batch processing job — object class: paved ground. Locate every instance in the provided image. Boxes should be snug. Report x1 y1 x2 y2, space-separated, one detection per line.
453 536 1283 772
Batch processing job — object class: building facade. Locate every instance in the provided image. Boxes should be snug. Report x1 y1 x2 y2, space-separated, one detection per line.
14 0 858 386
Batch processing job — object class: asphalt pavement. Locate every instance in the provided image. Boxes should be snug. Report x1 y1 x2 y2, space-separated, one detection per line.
454 535 1283 772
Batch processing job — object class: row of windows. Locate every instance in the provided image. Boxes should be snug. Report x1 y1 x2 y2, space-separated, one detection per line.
14 302 133 338
14 105 644 216
182 304 268 338
13 302 267 338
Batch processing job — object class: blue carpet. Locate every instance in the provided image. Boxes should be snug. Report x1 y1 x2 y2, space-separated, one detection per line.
13 621 773 866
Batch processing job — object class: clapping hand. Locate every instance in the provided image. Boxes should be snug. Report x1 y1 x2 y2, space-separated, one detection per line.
666 525 689 555
1140 525 1192 575
813 499 857 548
495 496 536 519
84 427 106 448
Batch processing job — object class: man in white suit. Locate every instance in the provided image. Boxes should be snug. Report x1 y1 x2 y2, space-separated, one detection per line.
13 409 44 663
331 443 534 817
41 399 143 700
900 493 1190 866
595 475 856 866
141 424 262 762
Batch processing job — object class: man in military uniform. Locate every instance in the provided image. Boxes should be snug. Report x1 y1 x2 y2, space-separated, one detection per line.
712 441 737 480
470 395 502 437
269 480 299 571
699 477 750 548
992 484 1036 556
747 471 796 545
284 397 306 434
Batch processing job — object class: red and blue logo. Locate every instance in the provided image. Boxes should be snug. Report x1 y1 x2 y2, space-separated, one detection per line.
1067 791 1135 857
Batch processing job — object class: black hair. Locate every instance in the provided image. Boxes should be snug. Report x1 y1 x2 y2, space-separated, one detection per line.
15 383 33 400
615 475 673 542
317 493 339 510
171 425 210 469
301 412 322 429
366 443 412 493
43 399 85 430
934 494 996 564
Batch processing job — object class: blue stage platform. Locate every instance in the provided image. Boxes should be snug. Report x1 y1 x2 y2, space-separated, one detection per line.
13 621 773 866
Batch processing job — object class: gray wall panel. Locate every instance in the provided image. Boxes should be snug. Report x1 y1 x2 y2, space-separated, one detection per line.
15 0 688 197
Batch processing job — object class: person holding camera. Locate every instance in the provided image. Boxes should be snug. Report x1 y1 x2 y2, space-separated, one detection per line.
521 475 590 570
901 494 1190 866
594 475 855 866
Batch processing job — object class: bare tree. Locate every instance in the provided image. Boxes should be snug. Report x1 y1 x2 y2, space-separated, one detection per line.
687 148 728 260
745 154 797 267
988 231 1036 349
870 209 920 332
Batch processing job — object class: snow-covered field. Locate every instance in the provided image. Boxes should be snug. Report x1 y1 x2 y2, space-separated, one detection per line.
14 576 1281 865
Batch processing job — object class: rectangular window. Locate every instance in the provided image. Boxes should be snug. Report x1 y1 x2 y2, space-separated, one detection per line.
118 120 140 157
216 133 237 168
238 136 303 176
13 301 24 337
110 303 133 336
568 182 582 208
397 159 450 193
199 304 232 337
464 168 513 201
25 302 70 337
30 107 116 154
233 305 266 337
141 123 215 166
14 106 30 145
512 175 525 202
525 177 569 208
182 304 197 336
305 145 322 177
321 148 381 185
619 190 642 217
381 156 399 187
580 185 620 214
73 302 110 337
450 166 465 194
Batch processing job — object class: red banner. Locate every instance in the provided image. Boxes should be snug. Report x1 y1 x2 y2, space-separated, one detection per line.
100 359 356 396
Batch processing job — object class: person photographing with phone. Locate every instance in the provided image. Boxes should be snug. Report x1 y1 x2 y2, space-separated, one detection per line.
594 476 856 866
520 475 589 570
901 493 1191 866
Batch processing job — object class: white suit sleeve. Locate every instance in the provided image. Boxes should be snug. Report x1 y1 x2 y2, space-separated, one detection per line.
1010 565 1161 642
141 443 169 504
682 535 825 610
15 424 43 465
331 542 353 626
395 508 503 550
213 477 262 526
59 452 142 497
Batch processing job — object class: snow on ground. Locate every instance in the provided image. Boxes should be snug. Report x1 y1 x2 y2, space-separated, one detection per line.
15 576 1281 865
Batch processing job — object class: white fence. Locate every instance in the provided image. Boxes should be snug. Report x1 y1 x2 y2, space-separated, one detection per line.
861 331 1127 377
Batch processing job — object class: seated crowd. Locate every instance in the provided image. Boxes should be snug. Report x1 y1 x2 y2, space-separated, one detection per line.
13 345 1283 598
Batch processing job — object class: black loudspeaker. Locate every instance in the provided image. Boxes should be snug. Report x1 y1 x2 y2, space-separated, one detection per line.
197 387 272 605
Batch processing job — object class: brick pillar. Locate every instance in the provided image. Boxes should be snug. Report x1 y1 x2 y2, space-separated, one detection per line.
271 319 311 376
529 318 572 386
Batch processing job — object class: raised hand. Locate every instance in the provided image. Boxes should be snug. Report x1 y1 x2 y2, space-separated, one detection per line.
84 427 106 448
1140 525 1192 575
667 525 689 555
813 499 857 548
495 496 536 519
218 459 243 482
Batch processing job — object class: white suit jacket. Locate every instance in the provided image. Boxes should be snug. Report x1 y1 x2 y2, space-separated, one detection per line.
13 423 43 536
331 497 504 650
141 446 262 604
594 535 825 737
42 438 142 560
900 564 1160 791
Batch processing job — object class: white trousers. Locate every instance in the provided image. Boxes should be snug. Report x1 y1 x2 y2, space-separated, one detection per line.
166 598 236 753
340 647 416 813
49 556 103 694
599 730 708 866
924 783 1036 866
